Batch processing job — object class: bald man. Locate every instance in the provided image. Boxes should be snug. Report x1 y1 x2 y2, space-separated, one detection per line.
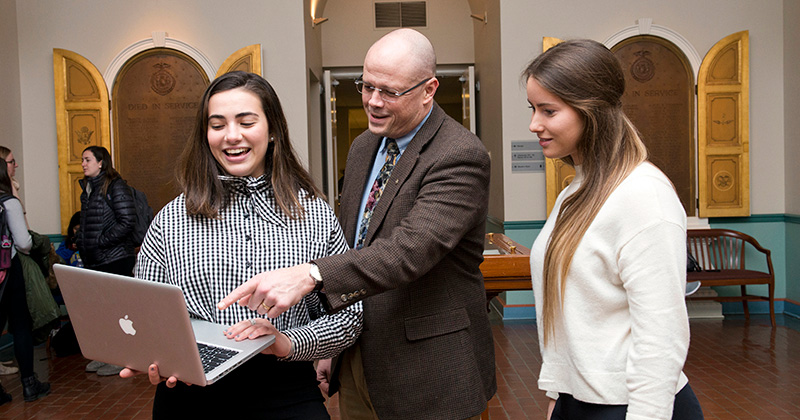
220 29 496 420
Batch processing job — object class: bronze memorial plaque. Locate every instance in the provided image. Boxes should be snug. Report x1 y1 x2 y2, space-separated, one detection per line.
612 36 695 214
113 48 209 212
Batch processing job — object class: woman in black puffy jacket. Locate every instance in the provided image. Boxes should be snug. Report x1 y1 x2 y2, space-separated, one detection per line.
76 146 136 375
76 145 136 274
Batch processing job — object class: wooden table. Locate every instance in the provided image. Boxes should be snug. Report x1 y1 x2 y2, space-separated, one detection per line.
480 233 532 307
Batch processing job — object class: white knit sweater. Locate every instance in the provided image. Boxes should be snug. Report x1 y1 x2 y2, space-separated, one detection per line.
531 162 690 420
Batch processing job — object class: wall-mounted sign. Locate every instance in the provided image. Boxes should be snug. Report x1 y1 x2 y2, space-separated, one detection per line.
511 141 544 173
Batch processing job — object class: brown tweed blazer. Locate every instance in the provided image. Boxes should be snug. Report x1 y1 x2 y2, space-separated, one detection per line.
316 103 496 420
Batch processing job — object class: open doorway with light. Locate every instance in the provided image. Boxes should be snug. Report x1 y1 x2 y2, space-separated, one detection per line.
322 65 476 213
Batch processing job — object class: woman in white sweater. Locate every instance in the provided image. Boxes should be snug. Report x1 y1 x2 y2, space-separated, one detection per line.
524 39 704 420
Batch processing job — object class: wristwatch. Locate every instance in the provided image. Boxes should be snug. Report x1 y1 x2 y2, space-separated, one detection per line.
309 263 324 291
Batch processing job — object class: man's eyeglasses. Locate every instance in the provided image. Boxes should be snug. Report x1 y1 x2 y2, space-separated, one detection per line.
5 159 14 165
355 75 432 103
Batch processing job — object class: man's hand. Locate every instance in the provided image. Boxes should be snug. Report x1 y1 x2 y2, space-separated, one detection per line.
217 263 316 317
316 358 332 395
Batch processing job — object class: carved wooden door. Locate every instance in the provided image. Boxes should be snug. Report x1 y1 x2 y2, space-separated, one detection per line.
53 49 111 234
697 31 750 217
542 32 750 218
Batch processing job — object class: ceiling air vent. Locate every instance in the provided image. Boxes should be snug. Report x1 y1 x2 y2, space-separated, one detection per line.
375 2 427 28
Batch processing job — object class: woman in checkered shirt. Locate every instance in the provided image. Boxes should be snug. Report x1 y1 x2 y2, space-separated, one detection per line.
121 71 362 419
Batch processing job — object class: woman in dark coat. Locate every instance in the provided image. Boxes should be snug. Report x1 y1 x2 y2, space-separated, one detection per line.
76 146 135 274
76 145 136 375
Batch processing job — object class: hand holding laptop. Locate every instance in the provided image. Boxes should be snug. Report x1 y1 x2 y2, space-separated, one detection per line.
119 317 290 388
120 364 183 388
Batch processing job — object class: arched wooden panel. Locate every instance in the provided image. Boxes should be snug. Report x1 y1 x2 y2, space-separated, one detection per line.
53 48 110 234
215 44 262 78
698 31 749 217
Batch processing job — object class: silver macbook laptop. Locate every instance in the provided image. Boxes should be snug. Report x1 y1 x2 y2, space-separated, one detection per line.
54 264 274 386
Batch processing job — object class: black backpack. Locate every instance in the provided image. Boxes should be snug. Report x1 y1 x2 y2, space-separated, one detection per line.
51 321 81 357
104 180 154 247
128 185 154 247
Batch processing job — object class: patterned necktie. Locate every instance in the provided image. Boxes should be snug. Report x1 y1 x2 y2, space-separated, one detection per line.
356 138 399 249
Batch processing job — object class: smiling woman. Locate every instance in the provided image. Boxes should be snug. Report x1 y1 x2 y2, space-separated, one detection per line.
178 71 320 220
206 87 270 179
120 71 362 420
523 39 703 420
526 77 585 165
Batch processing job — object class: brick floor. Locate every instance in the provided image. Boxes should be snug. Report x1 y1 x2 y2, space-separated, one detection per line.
1 314 798 419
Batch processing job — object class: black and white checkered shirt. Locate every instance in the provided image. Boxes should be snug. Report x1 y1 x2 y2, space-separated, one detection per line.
134 175 362 361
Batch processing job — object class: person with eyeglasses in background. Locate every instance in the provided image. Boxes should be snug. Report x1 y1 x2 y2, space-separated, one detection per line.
0 147 26 226
219 28 496 420
0 147 19 198
0 157 51 403
0 146 23 376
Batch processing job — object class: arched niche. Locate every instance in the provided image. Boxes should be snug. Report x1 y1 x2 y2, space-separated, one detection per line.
604 18 701 75
605 19 708 228
104 33 214 212
103 32 215 91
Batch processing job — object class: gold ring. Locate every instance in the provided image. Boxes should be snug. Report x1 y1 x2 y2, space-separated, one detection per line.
260 302 271 312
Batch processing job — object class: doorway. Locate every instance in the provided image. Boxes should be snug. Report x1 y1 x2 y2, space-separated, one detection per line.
323 65 475 213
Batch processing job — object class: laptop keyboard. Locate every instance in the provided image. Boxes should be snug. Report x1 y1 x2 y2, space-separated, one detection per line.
197 343 240 374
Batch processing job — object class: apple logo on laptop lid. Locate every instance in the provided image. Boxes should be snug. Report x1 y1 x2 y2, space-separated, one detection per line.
119 315 137 335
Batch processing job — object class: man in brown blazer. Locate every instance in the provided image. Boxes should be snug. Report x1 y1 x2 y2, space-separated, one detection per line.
220 28 496 420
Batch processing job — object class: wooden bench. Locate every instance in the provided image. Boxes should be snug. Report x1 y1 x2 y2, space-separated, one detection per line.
687 228 775 326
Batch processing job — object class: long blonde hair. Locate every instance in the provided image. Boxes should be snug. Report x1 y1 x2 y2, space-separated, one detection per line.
523 40 648 345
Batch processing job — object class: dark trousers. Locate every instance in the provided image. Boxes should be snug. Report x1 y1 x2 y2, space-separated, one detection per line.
552 384 704 420
89 255 136 276
153 354 329 420
0 256 35 378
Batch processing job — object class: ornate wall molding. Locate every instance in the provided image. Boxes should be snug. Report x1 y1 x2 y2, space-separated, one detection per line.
604 18 701 76
103 31 215 93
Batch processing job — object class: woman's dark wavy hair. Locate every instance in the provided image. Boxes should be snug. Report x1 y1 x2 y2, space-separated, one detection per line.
0 157 12 195
66 211 81 245
177 71 322 219
82 146 121 196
